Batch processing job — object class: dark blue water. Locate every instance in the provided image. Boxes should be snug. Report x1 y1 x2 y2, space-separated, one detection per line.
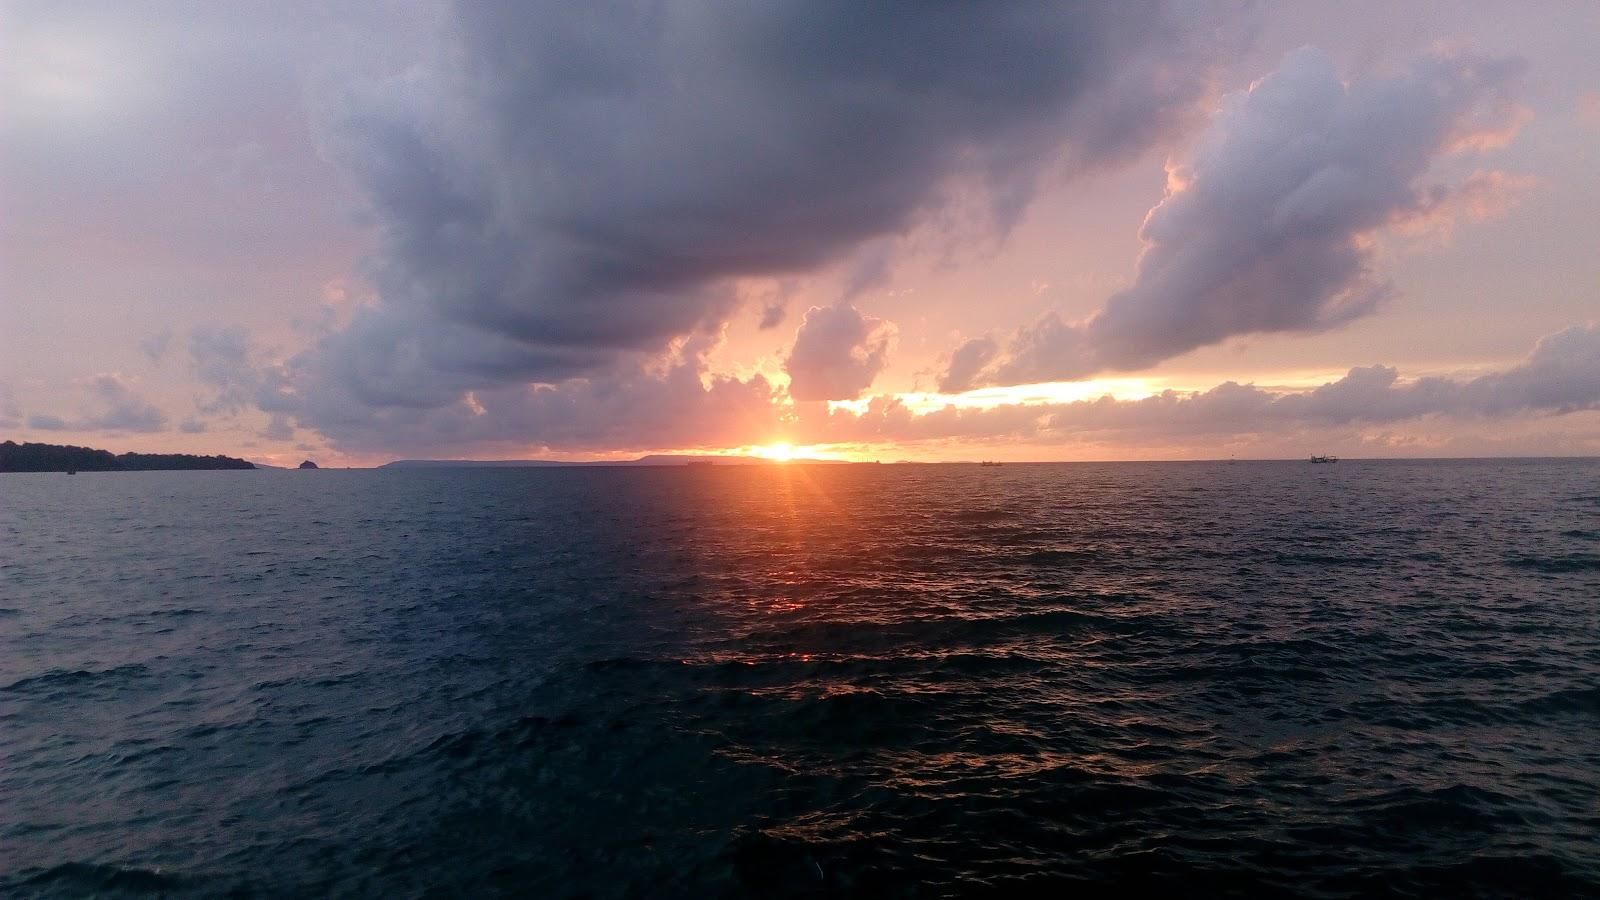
2 461 1598 897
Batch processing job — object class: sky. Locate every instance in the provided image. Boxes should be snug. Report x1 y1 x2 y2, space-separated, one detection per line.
3 0 1598 465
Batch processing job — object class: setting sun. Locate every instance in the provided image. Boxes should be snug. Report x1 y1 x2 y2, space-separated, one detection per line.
752 441 796 462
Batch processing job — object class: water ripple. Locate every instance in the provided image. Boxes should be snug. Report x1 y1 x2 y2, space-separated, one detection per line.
1 460 1597 896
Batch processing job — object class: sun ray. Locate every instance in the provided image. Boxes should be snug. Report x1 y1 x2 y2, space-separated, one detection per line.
751 441 796 462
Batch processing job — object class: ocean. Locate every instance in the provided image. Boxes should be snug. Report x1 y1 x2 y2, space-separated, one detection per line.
2 460 1598 897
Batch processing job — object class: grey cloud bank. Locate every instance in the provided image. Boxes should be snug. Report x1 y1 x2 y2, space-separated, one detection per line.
284 323 1600 457
28 375 168 435
824 324 1600 448
945 46 1528 391
291 332 783 456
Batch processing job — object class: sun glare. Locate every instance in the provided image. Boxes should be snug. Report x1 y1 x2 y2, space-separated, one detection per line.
826 378 1178 416
753 441 796 462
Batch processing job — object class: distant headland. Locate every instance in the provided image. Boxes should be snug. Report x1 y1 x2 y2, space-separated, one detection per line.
0 440 256 472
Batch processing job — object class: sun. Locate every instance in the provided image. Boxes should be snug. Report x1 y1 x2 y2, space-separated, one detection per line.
753 441 796 462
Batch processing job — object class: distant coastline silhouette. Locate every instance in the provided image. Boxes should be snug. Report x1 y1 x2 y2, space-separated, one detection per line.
0 440 255 472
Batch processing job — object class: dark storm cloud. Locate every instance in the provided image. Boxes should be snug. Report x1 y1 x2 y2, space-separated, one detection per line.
784 304 894 402
289 0 1245 433
944 47 1527 390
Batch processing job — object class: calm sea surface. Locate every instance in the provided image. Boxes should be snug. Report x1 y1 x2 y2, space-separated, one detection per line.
2 460 1598 897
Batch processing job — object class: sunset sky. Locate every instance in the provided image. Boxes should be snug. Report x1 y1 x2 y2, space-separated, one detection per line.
4 1 1598 465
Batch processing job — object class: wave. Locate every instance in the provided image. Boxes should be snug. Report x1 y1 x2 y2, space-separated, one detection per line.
11 862 193 896
3 664 151 695
1504 552 1600 573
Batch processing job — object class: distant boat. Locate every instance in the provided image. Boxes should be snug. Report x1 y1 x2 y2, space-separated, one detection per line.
1310 455 1338 464
685 460 715 467
979 461 1003 467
